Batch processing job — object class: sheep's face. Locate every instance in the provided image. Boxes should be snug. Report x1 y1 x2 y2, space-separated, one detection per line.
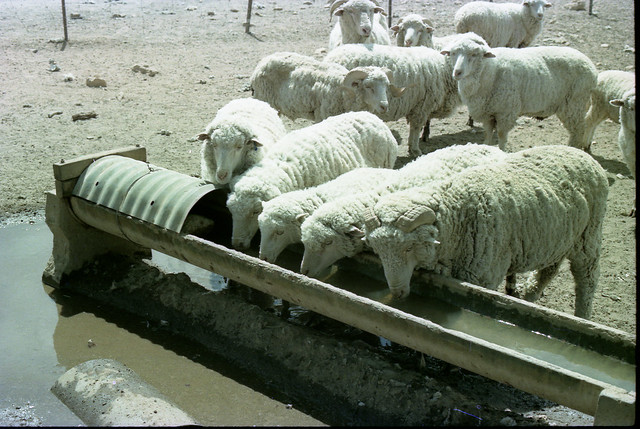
207 126 261 185
227 179 278 249
441 35 495 81
258 201 306 263
300 218 365 278
344 67 397 115
392 15 434 47
334 0 383 38
366 224 439 298
523 0 552 21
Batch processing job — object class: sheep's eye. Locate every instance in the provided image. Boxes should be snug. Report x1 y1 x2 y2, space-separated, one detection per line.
323 238 333 246
404 245 414 254
275 229 284 236
252 208 261 215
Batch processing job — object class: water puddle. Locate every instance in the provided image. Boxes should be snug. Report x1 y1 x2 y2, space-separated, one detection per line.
0 220 324 426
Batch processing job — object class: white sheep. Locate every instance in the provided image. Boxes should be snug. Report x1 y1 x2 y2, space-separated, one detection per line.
363 145 608 320
454 0 552 49
327 0 391 51
610 87 636 217
197 98 286 186
250 51 405 123
584 70 635 151
324 43 460 157
226 111 398 249
391 13 435 48
299 143 506 279
440 33 597 151
257 167 397 263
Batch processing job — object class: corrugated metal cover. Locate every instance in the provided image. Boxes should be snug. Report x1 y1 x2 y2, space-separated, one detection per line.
72 155 216 232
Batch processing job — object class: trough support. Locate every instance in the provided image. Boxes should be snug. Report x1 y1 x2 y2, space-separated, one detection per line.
593 388 636 426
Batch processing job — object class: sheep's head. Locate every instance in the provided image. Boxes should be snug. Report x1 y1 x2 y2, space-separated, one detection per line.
610 88 636 133
198 124 263 185
364 195 440 298
258 197 308 263
343 66 405 115
391 14 435 47
523 0 552 21
300 209 366 279
329 0 385 37
440 32 495 81
227 176 280 249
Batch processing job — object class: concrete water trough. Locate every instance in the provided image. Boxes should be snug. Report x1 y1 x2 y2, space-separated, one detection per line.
43 146 636 425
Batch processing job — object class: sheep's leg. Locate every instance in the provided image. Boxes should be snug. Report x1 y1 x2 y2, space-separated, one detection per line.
569 257 600 320
519 262 562 303
466 115 474 128
495 116 515 151
408 119 424 157
481 117 496 146
558 98 591 152
420 119 431 142
505 273 517 295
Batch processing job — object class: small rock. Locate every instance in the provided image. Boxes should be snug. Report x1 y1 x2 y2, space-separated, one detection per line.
623 45 635 53
600 43 609 48
63 74 75 82
274 7 283 11
48 38 65 44
48 111 63 118
159 130 172 136
111 13 126 18
566 0 586 11
285 404 293 409
48 59 60 72
70 13 82 19
315 48 328 56
86 77 107 87
196 79 207 84
207 11 215 16
186 6 197 11
87 339 96 348
72 111 98 121
357 401 365 407
23 104 33 108
500 416 517 426
230 8 239 12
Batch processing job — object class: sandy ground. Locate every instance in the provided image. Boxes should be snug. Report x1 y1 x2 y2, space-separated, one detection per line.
0 0 635 425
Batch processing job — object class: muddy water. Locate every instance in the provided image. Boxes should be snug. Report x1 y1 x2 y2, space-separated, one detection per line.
0 220 325 426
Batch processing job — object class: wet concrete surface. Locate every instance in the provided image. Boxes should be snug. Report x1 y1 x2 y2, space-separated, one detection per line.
0 217 325 426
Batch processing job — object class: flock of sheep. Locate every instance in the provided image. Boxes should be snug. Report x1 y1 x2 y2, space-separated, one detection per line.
195 0 636 320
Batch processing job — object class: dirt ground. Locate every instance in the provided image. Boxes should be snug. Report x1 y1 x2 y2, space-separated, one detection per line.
0 0 635 425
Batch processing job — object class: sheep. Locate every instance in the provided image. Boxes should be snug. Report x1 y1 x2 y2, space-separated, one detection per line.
324 43 460 157
226 111 398 249
299 143 507 279
584 70 635 151
257 167 397 263
454 0 552 49
440 33 597 151
197 98 286 186
363 145 608 320
391 13 435 48
327 0 391 51
250 51 405 123
610 87 636 217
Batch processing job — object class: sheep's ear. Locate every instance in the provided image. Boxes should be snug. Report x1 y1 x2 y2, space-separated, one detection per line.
197 132 210 141
396 206 436 232
247 138 263 148
374 7 387 16
389 85 407 98
610 98 624 107
440 49 450 56
544 2 552 7
347 225 365 238
484 51 496 58
390 25 400 34
295 213 308 224
343 69 368 89
329 0 347 21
